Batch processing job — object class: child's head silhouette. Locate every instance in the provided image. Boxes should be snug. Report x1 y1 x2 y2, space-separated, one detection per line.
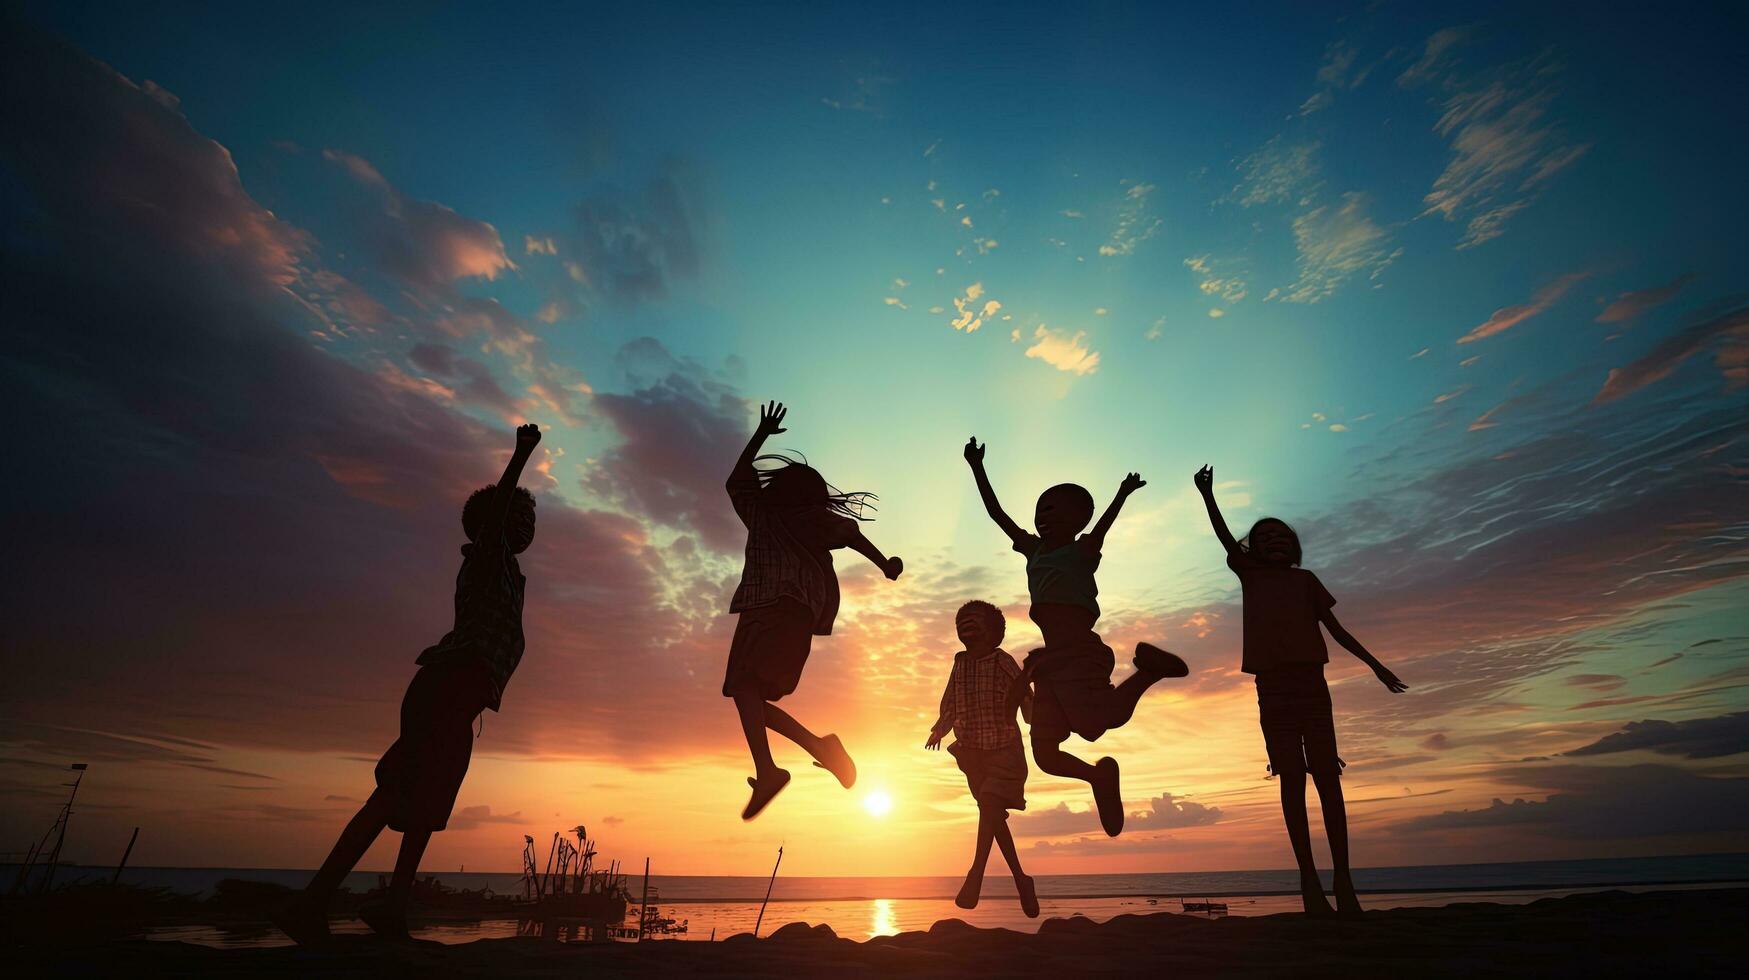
1242 517 1301 566
463 486 537 553
955 600 1005 652
756 452 875 520
1034 483 1094 541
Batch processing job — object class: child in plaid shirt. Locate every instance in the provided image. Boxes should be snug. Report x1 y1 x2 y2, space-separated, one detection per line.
927 601 1039 917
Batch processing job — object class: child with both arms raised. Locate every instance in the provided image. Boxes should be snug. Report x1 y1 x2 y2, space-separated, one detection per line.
963 437 1188 837
926 600 1039 918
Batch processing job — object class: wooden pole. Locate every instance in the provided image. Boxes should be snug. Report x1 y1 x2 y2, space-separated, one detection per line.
753 844 783 938
111 827 140 885
638 857 651 940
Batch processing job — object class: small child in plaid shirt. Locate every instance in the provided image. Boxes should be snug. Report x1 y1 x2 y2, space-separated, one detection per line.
927 601 1040 918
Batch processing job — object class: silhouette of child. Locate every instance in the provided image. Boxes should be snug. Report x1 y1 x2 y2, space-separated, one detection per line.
963 437 1187 837
926 600 1040 918
1194 464 1407 916
726 402 902 819
275 423 543 945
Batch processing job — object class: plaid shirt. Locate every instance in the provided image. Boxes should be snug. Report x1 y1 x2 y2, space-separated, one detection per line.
726 475 851 635
937 648 1024 750
416 535 526 712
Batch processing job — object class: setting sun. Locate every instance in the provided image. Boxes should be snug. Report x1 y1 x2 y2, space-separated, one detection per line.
862 790 893 818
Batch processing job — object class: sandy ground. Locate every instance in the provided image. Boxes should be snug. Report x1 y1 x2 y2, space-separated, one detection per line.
15 887 1748 977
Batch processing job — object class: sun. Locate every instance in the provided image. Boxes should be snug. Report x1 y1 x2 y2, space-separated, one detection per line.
862 789 893 818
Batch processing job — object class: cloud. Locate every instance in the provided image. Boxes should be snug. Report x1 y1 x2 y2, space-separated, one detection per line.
583 339 751 552
1458 271 1588 344
949 282 1000 332
406 343 521 418
1184 256 1248 303
1593 303 1749 403
565 163 703 304
448 805 525 830
1232 138 1320 208
323 149 513 288
1097 181 1160 256
1596 274 1696 324
1011 792 1221 838
1565 712 1749 760
1279 193 1401 303
1023 324 1101 375
1397 764 1749 839
1298 41 1365 115
1403 34 1591 248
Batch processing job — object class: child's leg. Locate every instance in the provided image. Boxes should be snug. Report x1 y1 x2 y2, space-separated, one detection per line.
387 829 434 912
1031 730 1124 837
1029 731 1098 782
1101 644 1188 730
732 689 782 777
992 817 1039 917
957 804 1001 908
1266 733 1333 915
764 702 856 788
1307 733 1357 913
303 789 392 904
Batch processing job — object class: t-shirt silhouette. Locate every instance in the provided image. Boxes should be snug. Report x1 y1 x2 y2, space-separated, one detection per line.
1227 551 1335 674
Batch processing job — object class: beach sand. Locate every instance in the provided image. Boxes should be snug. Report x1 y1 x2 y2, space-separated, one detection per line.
17 887 1746 977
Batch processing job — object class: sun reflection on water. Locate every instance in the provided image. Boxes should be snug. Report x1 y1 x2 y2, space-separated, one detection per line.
869 898 898 938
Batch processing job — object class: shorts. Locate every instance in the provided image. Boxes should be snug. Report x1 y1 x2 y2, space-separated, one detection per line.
950 740 1028 812
1024 635 1116 742
1255 664 1342 777
722 598 816 701
375 659 493 833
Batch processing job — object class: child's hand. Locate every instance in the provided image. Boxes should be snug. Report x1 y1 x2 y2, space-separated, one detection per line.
963 437 985 466
924 730 944 751
1373 664 1408 694
516 423 542 450
1120 472 1146 496
1194 464 1214 495
883 556 904 581
757 400 788 436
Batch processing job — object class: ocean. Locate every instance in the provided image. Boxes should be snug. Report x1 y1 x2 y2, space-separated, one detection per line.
29 853 1749 947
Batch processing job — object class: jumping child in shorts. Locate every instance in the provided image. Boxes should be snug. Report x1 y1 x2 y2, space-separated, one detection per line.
726 402 904 819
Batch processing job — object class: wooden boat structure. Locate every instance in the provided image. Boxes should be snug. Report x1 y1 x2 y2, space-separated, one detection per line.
510 826 686 941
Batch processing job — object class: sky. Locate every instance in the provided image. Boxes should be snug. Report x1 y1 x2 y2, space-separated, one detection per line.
2 1 1747 879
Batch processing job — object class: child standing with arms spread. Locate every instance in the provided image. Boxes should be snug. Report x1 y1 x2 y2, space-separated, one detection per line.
926 601 1039 918
276 423 542 944
963 437 1187 837
1194 464 1407 915
725 402 904 819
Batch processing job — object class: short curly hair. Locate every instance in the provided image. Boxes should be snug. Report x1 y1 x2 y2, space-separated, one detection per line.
955 600 1006 642
462 485 537 542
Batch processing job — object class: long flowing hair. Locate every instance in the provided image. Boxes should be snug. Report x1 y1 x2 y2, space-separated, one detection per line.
754 452 876 521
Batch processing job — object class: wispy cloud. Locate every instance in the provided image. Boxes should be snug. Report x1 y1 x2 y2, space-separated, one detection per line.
1232 137 1320 208
1097 181 1160 256
1594 303 1749 403
948 282 1000 332
1184 255 1248 302
1596 273 1695 323
1458 271 1589 344
1279 193 1401 303
1021 324 1100 375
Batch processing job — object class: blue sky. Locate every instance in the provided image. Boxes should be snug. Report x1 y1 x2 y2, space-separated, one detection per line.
3 1 1746 874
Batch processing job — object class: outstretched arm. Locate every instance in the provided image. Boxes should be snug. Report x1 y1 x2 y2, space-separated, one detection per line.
485 423 541 538
1083 472 1146 551
846 527 904 580
728 401 787 488
963 437 1028 546
1194 465 1240 556
1320 608 1408 693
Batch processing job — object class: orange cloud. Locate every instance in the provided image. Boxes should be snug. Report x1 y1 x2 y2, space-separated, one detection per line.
1458 271 1589 344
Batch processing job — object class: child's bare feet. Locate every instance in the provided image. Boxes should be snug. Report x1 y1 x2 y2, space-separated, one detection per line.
955 875 982 910
358 902 411 940
810 734 856 789
1134 643 1188 678
1333 871 1362 915
1300 873 1335 916
1093 757 1124 836
1016 873 1039 918
742 768 792 820
271 896 331 946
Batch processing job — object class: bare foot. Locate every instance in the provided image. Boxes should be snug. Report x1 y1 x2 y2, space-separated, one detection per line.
809 734 857 789
1300 874 1335 916
1015 873 1039 918
358 902 411 940
956 875 982 910
742 768 792 820
1093 757 1124 836
1333 871 1362 915
271 896 331 946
